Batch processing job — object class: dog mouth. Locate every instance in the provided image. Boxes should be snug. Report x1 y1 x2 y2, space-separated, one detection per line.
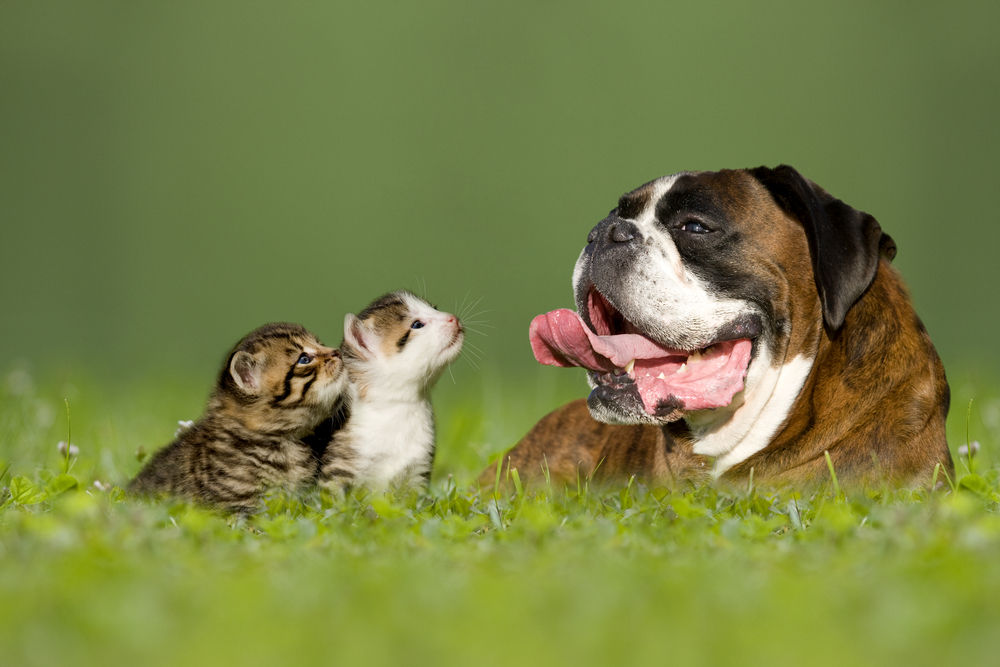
529 288 758 418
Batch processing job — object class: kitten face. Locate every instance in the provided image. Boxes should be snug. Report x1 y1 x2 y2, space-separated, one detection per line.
343 291 464 393
220 322 347 433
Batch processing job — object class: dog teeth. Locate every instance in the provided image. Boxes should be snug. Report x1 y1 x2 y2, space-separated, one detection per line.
624 359 635 374
676 364 687 374
688 351 703 363
657 372 667 380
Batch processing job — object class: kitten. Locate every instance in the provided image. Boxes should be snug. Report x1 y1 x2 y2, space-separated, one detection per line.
129 322 347 512
320 291 463 493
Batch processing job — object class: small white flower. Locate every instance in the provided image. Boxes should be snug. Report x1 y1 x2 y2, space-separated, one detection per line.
57 441 79 457
958 441 981 457
174 419 195 436
93 480 109 492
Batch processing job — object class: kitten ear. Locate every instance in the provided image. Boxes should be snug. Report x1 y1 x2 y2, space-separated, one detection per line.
229 350 262 394
343 313 374 360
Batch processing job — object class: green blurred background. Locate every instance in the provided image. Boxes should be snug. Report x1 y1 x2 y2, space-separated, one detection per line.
4 6 1000 664
2 0 999 452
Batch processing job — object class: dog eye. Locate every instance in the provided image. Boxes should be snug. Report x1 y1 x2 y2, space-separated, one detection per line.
297 353 313 365
411 320 425 330
680 219 711 234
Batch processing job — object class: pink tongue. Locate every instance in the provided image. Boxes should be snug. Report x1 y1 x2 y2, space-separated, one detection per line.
529 309 683 370
529 308 752 414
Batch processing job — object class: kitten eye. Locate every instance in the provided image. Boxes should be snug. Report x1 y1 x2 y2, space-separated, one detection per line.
411 320 425 329
297 353 313 365
679 219 711 234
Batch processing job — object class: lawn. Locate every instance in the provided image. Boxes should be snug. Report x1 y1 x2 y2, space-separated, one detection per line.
2 367 1000 667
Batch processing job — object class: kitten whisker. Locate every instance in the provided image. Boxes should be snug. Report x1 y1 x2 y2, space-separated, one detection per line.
460 305 489 318
458 297 487 321
461 325 491 337
411 276 429 301
460 353 481 371
459 295 484 316
456 290 477 317
463 353 483 367
459 318 493 330
460 317 494 328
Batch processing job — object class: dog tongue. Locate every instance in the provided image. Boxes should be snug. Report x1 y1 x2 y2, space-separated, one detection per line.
529 309 682 371
529 308 752 414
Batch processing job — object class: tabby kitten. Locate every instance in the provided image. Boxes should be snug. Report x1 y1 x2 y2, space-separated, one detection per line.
129 322 346 512
320 290 463 493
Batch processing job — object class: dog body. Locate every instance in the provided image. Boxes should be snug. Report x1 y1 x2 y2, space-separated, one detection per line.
490 166 951 488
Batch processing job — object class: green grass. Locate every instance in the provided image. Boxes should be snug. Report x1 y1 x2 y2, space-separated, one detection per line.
3 368 1000 667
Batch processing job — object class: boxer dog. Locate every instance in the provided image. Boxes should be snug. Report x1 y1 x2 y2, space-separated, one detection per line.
485 166 952 488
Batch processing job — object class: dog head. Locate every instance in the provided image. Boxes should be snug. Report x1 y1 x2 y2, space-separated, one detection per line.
532 165 893 425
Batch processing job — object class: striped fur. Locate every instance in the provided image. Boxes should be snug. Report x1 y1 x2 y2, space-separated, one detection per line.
128 323 346 512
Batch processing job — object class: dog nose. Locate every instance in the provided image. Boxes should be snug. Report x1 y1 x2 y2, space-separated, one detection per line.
588 217 638 246
586 216 640 256
609 222 634 243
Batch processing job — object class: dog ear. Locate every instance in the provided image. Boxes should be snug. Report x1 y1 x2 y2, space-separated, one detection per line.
751 165 895 331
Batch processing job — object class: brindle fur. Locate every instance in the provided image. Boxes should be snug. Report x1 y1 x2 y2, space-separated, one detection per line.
129 323 344 512
482 167 951 490
480 399 712 488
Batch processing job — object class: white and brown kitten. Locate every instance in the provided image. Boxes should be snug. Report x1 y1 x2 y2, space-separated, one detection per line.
129 323 346 512
320 291 463 493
